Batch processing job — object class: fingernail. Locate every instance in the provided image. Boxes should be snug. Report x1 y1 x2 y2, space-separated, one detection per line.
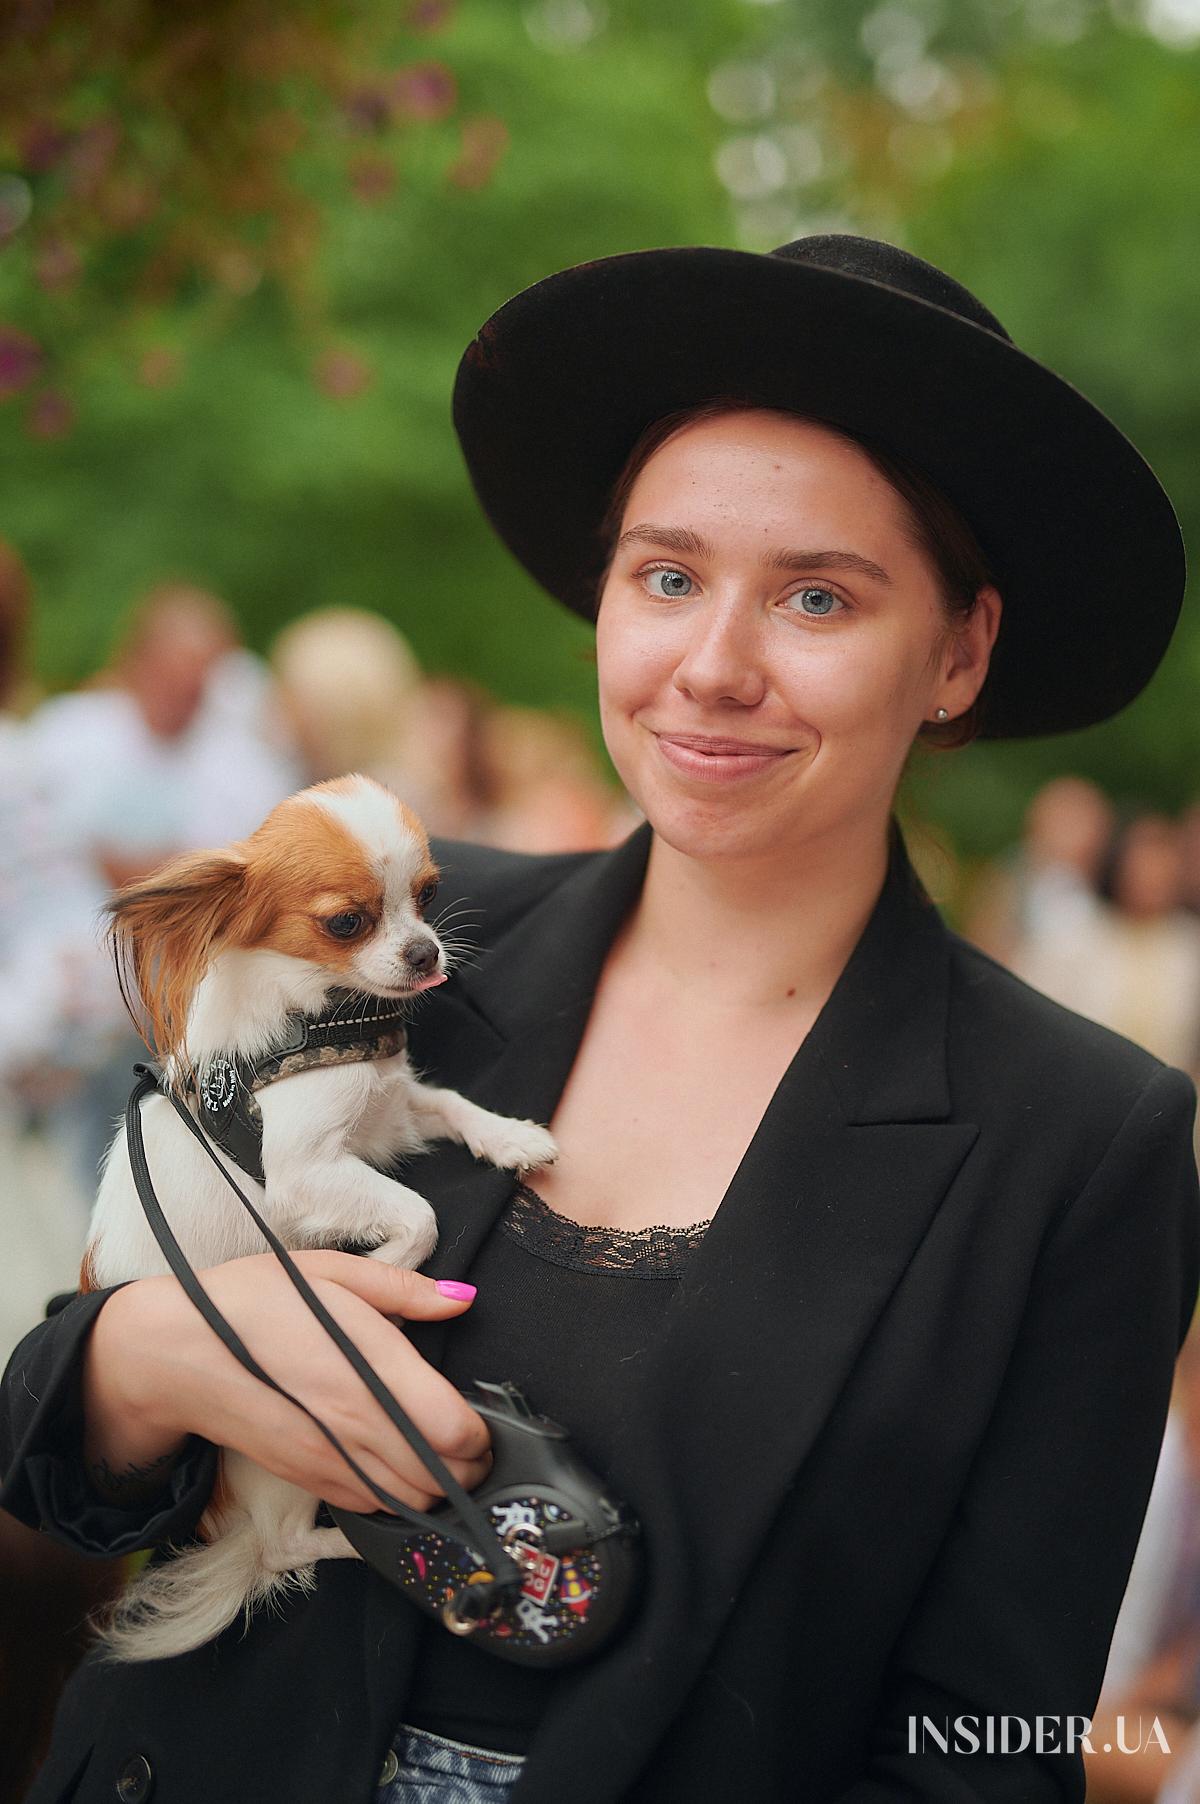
436 1280 477 1301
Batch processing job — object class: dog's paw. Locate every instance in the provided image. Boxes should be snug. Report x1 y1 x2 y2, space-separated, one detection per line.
478 1120 559 1174
366 1204 439 1269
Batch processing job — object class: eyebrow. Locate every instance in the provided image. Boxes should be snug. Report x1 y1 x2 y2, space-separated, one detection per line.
615 524 893 587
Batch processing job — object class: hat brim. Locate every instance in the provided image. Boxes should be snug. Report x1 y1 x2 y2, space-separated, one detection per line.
452 246 1186 740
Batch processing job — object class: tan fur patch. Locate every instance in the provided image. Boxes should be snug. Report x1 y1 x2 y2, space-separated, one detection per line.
107 849 248 1072
238 794 386 968
412 856 440 894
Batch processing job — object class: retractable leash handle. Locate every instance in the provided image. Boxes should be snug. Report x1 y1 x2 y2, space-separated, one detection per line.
122 1064 525 1600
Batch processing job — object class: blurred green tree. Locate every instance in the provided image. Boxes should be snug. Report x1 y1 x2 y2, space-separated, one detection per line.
0 0 745 718
5 0 1200 858
901 25 1200 851
717 0 1200 849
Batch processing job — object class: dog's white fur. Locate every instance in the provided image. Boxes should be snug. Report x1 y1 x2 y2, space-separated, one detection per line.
86 776 557 1662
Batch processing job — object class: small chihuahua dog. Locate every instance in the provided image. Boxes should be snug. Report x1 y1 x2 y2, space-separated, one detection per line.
84 774 557 1662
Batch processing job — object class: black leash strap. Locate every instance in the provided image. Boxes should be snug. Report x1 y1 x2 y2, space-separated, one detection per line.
124 1064 523 1594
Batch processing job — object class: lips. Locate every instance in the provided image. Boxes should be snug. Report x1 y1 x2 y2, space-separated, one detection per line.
653 732 795 785
656 733 790 756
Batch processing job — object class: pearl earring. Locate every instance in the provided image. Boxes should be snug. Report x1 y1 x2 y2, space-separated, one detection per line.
934 707 950 721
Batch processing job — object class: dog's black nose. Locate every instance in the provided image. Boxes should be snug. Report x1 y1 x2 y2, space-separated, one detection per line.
402 938 440 975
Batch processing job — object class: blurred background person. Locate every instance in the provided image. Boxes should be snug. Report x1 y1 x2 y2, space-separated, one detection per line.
1057 812 1200 1078
270 605 424 788
1178 801 1200 920
964 774 1114 971
476 703 640 853
271 609 637 849
400 674 505 841
27 581 301 887
0 539 37 716
273 611 510 838
0 541 118 1343
1088 1328 1200 1802
18 581 302 1200
970 799 1200 1096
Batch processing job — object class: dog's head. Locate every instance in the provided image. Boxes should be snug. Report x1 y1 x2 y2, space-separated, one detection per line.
107 774 450 1067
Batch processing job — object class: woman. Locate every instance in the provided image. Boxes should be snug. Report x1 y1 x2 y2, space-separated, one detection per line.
2 235 1197 1804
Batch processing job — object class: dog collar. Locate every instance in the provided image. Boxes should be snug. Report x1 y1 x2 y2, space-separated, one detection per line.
186 989 410 1184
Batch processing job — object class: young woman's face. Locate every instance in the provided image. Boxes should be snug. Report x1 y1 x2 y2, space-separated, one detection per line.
595 410 999 863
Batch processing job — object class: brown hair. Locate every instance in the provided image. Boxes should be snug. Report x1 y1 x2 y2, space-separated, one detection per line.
594 398 995 751
0 539 31 709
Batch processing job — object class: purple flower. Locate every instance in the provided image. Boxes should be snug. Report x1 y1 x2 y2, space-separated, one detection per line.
0 327 43 398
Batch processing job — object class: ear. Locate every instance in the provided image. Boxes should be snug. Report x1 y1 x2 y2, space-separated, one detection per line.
938 583 1003 714
106 849 249 1064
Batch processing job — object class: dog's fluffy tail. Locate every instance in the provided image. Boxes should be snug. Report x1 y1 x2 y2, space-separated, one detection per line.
91 1510 316 1664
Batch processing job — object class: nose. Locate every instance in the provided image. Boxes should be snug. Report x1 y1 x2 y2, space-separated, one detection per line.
401 937 440 976
672 595 766 707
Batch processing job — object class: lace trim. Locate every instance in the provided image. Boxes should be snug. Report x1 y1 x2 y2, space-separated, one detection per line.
499 1181 710 1279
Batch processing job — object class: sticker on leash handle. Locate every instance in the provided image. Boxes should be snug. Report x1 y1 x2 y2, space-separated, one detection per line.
512 1540 560 1608
401 1494 602 1650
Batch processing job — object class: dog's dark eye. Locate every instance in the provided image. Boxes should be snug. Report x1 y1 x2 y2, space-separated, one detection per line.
325 912 367 940
417 880 439 910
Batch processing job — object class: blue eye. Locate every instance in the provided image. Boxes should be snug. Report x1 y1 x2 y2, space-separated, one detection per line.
788 586 844 617
644 567 693 598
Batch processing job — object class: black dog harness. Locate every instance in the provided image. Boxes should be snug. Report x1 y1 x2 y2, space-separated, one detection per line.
188 989 410 1184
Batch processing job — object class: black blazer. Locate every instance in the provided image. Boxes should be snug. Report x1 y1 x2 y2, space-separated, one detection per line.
4 817 1199 1804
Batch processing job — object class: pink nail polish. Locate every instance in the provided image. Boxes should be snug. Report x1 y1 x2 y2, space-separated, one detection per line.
436 1280 477 1301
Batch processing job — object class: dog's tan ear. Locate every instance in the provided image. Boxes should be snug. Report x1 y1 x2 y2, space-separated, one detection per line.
106 849 249 1068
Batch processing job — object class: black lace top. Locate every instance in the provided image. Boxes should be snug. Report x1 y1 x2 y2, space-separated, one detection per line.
500 1180 711 1277
402 1177 711 1755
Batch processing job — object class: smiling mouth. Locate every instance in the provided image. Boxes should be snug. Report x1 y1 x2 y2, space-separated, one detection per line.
655 733 793 757
651 733 799 788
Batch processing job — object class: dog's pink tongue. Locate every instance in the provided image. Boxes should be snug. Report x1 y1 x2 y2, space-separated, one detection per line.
410 971 449 993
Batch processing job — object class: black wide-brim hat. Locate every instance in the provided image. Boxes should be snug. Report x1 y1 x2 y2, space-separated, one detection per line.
452 234 1187 740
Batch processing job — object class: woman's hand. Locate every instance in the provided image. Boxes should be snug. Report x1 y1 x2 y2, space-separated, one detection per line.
80 1252 491 1513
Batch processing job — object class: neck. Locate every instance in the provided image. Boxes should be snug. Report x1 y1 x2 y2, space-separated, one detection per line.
184 949 331 1065
619 812 895 1013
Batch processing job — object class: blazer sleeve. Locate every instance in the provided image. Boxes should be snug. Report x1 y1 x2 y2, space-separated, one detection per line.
834 1060 1200 1804
0 1286 218 1558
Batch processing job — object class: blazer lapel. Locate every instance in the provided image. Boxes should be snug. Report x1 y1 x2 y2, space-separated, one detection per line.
365 819 979 1802
400 821 658 1286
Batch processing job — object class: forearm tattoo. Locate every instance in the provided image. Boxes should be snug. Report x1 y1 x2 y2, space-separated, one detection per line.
86 1446 180 1507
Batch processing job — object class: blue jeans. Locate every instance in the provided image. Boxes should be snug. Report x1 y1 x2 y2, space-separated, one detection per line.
377 1724 527 1802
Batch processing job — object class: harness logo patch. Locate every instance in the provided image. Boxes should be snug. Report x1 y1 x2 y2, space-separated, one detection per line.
200 1057 238 1115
